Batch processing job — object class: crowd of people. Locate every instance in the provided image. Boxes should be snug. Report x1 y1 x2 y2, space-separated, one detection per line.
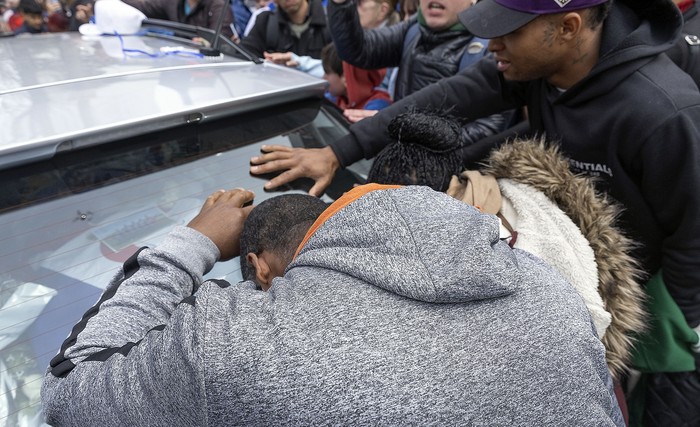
1 0 95 33
16 0 699 425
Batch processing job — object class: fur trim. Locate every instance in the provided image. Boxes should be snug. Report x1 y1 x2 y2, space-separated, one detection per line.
481 138 647 380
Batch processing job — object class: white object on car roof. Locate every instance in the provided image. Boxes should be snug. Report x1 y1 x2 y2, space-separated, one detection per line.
79 0 146 36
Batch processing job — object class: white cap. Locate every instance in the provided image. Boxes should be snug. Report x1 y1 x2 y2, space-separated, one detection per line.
79 0 146 36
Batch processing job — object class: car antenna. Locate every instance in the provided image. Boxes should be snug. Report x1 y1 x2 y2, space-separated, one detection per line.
199 0 262 63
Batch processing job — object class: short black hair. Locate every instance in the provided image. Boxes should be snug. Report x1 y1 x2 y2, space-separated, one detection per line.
239 194 328 281
587 1 612 28
398 0 418 20
321 43 343 76
366 111 464 192
19 0 43 15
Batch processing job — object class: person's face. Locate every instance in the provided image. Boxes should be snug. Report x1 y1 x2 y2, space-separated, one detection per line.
357 0 387 29
487 14 568 84
401 0 417 20
22 12 44 30
276 0 304 14
323 72 347 98
419 0 472 32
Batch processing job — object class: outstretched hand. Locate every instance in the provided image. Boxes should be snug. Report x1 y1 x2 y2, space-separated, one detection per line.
249 145 340 197
343 109 378 123
187 189 255 261
263 51 298 68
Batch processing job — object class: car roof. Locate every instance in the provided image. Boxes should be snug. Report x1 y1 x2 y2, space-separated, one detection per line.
0 30 327 170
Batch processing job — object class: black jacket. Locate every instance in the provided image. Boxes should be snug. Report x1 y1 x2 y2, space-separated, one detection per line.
329 1 476 101
666 2 700 87
327 0 516 146
330 0 700 329
240 0 331 59
123 0 234 38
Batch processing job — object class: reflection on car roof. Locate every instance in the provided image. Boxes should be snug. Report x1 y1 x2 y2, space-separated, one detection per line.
0 31 327 170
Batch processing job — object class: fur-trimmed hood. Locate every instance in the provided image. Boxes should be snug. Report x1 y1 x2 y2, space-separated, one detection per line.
480 139 647 380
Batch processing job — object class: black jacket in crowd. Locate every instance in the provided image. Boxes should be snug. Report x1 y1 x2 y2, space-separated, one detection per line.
123 0 234 38
240 0 332 59
327 0 517 147
328 1 478 101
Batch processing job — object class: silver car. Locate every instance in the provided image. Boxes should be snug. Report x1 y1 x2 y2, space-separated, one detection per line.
0 21 360 426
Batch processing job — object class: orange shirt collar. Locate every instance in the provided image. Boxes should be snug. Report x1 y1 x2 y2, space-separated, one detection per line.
293 184 403 259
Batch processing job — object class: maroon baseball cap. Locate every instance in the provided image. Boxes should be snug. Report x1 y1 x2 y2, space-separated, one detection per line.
459 0 609 38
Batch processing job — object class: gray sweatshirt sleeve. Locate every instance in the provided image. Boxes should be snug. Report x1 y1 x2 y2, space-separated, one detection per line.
41 226 219 426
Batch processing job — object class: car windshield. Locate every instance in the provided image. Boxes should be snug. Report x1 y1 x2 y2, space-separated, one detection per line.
0 98 358 425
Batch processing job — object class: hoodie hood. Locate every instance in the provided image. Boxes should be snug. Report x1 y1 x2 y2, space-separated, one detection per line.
600 0 681 59
292 185 520 303
562 0 682 103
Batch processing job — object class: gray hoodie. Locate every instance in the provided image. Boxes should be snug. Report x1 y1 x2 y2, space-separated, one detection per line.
42 186 623 426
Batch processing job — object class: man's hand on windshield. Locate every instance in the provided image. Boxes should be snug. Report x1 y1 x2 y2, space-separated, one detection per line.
187 189 255 261
249 145 340 197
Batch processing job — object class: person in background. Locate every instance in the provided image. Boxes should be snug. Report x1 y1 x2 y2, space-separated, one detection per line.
43 0 69 31
357 0 399 29
240 0 271 37
240 0 332 76
68 0 94 31
44 0 87 32
122 0 235 39
321 42 392 112
397 0 417 20
325 0 519 140
347 0 401 122
14 0 47 34
230 0 272 42
2 0 24 31
231 0 253 39
328 0 484 101
0 0 13 32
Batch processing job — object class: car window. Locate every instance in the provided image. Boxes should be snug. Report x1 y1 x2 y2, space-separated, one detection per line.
0 99 355 426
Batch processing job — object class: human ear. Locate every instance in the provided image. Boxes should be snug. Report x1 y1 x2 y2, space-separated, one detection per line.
247 252 272 291
380 2 389 17
559 12 583 41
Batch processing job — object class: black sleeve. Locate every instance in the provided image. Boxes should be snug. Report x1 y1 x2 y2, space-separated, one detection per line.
207 0 234 39
327 0 409 69
122 0 167 19
329 57 519 167
239 11 273 58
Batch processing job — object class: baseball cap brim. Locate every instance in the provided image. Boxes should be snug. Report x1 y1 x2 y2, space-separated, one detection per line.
459 0 538 39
